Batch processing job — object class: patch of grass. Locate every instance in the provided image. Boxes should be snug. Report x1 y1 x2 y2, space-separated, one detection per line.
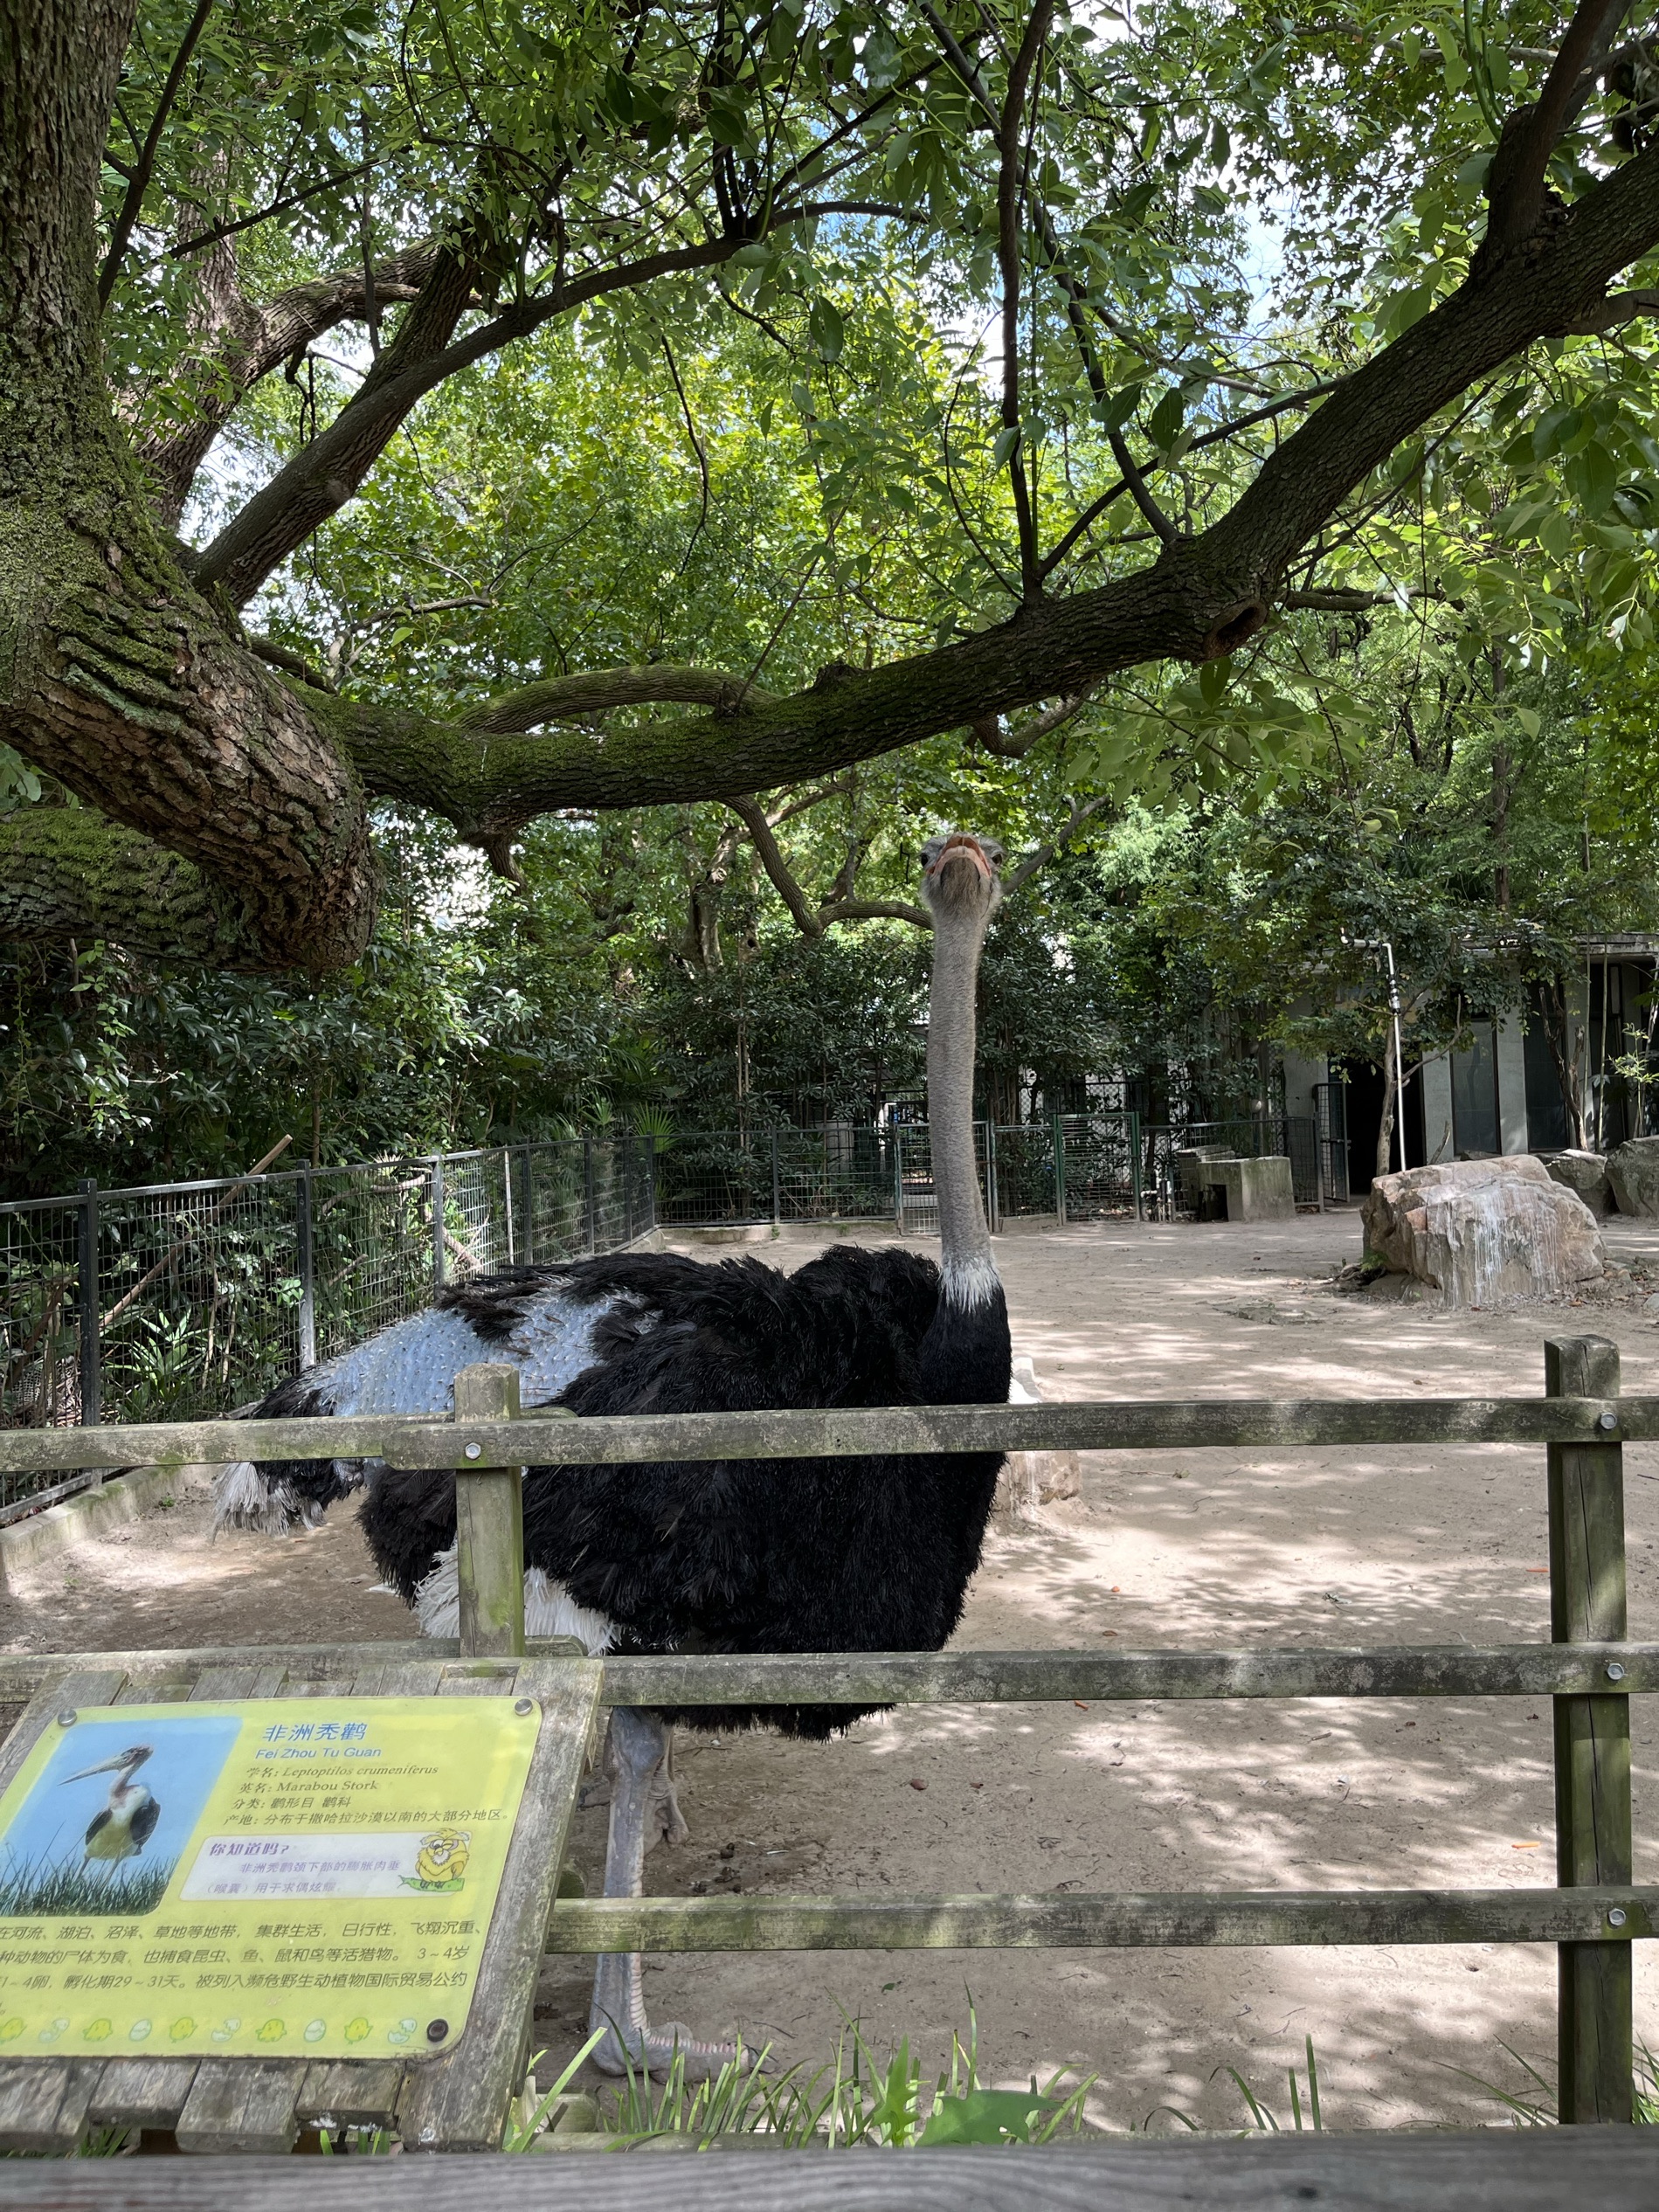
1148 2035 1324 2136
0 1856 175 1917
1450 2040 1659 2125
512 2000 1096 2151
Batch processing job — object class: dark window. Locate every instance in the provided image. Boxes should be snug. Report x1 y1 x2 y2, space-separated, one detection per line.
1451 1023 1499 1157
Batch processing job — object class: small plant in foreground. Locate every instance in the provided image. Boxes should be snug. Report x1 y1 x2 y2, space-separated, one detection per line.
1147 2036 1324 2136
510 2000 1096 2149
1451 2041 1659 2126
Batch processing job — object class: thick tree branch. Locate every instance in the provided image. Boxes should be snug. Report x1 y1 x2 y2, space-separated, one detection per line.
997 0 1053 599
971 692 1094 758
816 896 932 929
190 202 901 606
458 665 773 736
1280 589 1390 611
0 807 266 965
194 245 479 605
727 794 825 936
1555 283 1659 330
330 134 1659 841
137 239 441 524
1482 0 1633 259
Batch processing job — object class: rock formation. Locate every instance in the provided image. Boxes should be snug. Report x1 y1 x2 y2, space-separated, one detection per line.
1607 1137 1659 1218
1361 1156 1604 1308
1541 1149 1614 1214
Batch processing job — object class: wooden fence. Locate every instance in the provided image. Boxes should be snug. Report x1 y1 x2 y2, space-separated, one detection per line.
0 1333 1652 2126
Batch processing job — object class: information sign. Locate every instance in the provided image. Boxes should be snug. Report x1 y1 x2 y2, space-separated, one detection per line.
0 1697 539 2061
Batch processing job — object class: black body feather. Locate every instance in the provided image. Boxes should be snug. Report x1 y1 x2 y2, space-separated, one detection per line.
258 1246 1010 1740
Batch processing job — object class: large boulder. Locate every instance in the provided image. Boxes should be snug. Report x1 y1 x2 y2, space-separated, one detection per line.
1540 1149 1614 1214
1607 1136 1659 1218
1360 1156 1604 1308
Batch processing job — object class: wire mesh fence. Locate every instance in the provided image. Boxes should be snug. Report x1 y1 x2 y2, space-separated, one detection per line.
1139 1115 1322 1218
0 1136 658 1519
3 1109 1316 1520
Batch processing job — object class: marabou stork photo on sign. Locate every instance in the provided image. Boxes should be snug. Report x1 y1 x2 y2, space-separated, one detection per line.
0 1715 238 1917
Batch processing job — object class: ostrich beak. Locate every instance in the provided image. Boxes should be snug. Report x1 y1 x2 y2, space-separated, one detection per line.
925 836 993 881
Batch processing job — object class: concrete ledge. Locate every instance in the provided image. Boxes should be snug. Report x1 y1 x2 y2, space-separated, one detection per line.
0 1463 196 1586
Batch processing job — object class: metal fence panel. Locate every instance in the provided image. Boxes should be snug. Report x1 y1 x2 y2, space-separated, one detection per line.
1056 1112 1143 1220
0 1137 651 1520
1 1109 1296 1522
0 1198 85 1460
1140 1116 1322 1219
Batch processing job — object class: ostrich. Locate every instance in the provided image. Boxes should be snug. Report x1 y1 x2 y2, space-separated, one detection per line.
62 1745 160 1869
218 829 1011 2071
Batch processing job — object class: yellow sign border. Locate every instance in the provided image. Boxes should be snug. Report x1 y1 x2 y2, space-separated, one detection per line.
0 1697 539 2062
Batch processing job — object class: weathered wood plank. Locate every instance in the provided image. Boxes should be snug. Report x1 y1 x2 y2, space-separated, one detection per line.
1548 1338 1635 2126
87 2056 199 2129
0 1639 584 1704
4 1391 1656 1478
174 2057 304 2154
6 1642 1658 1718
294 2059 406 2132
3 2132 1659 2209
547 1884 1659 1954
0 2059 103 2153
396 1658 603 2153
187 1664 280 1701
599 1642 1659 1707
453 1364 527 1660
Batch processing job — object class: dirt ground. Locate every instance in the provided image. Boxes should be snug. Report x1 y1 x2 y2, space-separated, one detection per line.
3 1209 1656 2132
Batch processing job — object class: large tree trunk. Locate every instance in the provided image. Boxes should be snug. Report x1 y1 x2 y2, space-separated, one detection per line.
0 0 378 972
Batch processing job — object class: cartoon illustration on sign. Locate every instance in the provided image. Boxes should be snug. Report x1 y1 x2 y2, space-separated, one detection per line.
408 1828 470 1891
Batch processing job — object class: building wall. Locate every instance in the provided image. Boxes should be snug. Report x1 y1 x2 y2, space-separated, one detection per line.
1496 1013 1530 1155
1419 1053 1454 1163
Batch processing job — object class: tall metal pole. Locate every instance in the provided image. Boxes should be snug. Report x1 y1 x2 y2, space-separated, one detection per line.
1383 940 1406 1175
432 1154 446 1292
295 1169 316 1370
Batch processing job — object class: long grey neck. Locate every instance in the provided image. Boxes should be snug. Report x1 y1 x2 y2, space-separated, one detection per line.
928 904 998 1306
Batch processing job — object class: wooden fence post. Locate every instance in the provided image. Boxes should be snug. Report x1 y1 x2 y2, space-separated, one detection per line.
453 1363 525 1660
1545 1334 1633 2124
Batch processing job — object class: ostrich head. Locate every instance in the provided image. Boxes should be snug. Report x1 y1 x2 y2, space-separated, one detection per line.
919 831 1005 925
918 830 1004 1303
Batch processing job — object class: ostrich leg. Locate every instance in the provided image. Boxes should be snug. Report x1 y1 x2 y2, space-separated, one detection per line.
587 1706 735 2078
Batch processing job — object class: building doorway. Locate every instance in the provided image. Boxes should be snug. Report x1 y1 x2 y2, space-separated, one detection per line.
1338 1059 1425 1195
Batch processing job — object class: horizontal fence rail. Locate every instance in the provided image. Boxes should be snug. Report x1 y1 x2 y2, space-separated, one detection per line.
0 1641 1650 1709
0 1336 1643 2124
549 1888 1659 1954
2 1392 1649 1476
597 1642 1659 1705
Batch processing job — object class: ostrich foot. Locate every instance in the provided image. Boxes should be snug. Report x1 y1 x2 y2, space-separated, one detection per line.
587 1707 737 2080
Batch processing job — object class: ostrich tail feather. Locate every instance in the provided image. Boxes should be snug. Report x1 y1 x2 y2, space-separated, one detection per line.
411 1547 619 1653
213 1461 306 1537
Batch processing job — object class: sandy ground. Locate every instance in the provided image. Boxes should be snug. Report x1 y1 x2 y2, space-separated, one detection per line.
3 1210 1657 2133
